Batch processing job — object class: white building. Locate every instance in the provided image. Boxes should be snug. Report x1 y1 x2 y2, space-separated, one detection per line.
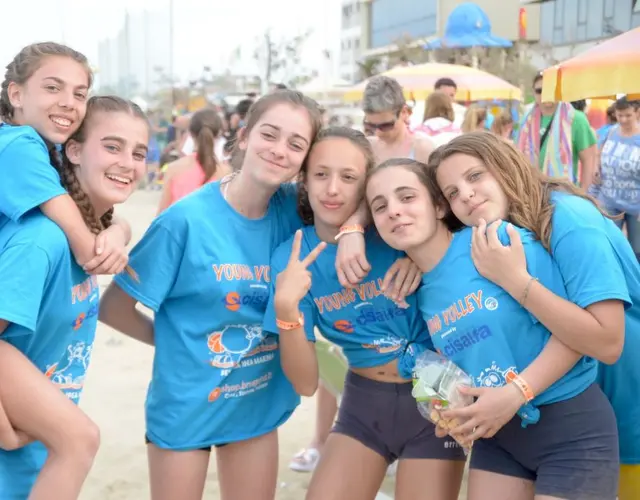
96 9 172 97
339 0 372 83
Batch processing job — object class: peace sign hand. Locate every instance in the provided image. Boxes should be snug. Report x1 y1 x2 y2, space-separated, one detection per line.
274 230 327 315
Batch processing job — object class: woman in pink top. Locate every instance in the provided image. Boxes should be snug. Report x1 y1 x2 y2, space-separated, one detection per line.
157 108 231 214
413 92 460 147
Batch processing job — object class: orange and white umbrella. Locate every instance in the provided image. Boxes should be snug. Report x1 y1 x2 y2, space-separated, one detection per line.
344 62 521 102
542 27 640 102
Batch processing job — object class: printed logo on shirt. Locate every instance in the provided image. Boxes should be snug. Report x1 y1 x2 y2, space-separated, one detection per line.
333 320 354 333
438 325 494 358
426 289 485 336
355 304 407 326
362 335 405 354
45 341 94 404
207 324 277 370
208 371 274 403
477 362 517 388
212 263 271 283
71 301 99 330
314 278 386 314
222 290 269 312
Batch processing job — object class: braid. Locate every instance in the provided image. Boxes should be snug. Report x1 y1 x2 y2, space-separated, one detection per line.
48 143 104 234
0 71 13 120
100 208 114 229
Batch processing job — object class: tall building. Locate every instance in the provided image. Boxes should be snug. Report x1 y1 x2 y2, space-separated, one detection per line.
96 9 172 98
339 0 372 82
537 0 640 60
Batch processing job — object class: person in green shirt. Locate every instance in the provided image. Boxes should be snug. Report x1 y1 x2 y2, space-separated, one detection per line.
517 74 598 192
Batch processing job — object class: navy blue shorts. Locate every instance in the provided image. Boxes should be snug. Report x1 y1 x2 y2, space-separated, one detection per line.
144 435 225 452
470 384 619 499
332 371 467 464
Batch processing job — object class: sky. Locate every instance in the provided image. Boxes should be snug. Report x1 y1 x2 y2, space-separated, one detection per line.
1 0 342 83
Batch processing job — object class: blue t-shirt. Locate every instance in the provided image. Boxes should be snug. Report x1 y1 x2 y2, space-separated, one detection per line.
0 125 66 224
418 225 597 426
113 181 303 450
263 227 433 378
549 191 640 464
0 212 98 497
597 125 640 214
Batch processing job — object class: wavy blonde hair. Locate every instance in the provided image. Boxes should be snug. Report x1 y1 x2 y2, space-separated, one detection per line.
426 131 611 250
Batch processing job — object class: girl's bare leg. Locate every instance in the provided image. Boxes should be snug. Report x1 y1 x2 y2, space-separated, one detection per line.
0 340 100 500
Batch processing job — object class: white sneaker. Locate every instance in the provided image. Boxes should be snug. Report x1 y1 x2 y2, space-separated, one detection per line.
289 448 321 472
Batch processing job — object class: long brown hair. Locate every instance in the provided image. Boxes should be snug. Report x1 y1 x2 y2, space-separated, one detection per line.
229 90 323 170
426 131 611 249
1 42 92 121
491 110 514 137
461 105 487 133
55 96 148 234
423 92 454 122
189 108 222 183
297 126 375 225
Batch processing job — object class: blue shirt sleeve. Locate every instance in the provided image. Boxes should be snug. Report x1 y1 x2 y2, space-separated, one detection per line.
263 239 317 341
113 218 186 312
0 244 49 335
552 227 631 309
0 132 66 221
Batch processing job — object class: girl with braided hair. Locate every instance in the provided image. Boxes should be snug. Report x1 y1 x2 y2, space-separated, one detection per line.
0 42 133 278
0 94 149 498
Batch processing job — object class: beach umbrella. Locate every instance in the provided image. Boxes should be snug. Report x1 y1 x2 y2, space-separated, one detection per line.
344 62 521 102
542 27 640 102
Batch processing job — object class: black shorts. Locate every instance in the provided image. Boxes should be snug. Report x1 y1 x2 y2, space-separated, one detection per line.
332 371 467 464
470 384 619 499
144 435 227 452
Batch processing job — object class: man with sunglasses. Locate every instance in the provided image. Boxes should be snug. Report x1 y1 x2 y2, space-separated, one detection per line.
362 76 435 164
517 73 597 192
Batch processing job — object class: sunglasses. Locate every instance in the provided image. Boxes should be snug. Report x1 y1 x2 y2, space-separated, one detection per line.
363 119 397 132
533 88 543 95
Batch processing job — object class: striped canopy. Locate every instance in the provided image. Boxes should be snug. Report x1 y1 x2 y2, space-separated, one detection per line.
542 27 640 102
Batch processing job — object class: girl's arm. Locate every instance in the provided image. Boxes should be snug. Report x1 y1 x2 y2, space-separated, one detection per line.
443 334 581 443
40 195 95 267
99 283 155 346
0 323 100 499
473 221 624 364
42 196 133 277
269 231 325 396
273 303 319 397
502 275 623 364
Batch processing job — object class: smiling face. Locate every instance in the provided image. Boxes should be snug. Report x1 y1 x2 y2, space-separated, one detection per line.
367 164 445 252
305 137 368 237
8 55 90 144
237 103 314 187
435 153 509 226
66 111 149 215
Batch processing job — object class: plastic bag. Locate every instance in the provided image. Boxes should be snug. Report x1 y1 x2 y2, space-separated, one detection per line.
411 350 475 455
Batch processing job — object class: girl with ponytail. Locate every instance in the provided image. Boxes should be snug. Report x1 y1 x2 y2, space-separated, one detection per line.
157 107 231 213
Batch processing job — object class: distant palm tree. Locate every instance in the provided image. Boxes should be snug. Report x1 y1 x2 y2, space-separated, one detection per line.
357 57 382 81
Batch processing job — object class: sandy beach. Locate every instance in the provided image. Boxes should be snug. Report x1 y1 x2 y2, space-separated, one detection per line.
79 189 465 499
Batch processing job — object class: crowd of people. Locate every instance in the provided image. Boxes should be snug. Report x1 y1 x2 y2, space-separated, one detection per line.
0 40 639 500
